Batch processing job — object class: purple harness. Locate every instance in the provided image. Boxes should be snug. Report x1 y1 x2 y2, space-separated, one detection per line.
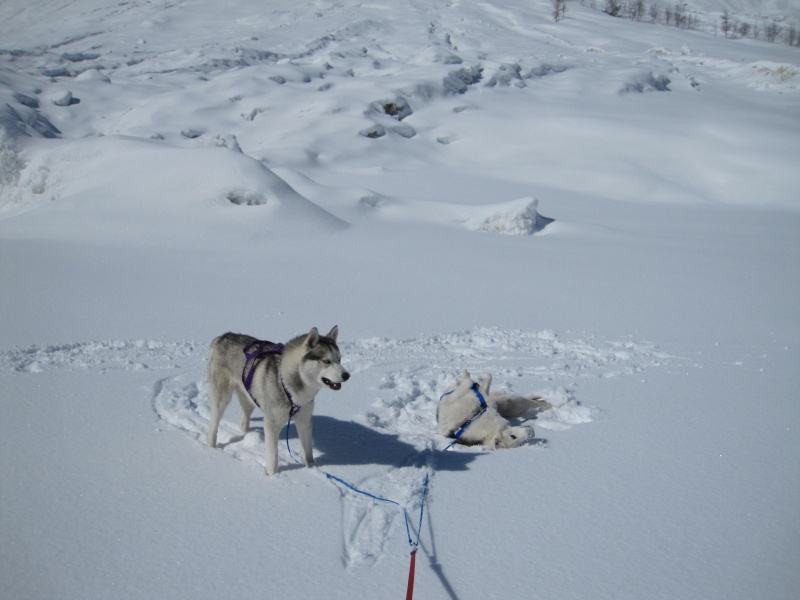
242 340 300 416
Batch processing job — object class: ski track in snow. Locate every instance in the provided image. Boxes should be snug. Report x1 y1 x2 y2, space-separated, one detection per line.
1 328 681 566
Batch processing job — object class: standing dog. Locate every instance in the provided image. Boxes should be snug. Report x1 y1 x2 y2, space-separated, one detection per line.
207 326 349 475
437 370 551 449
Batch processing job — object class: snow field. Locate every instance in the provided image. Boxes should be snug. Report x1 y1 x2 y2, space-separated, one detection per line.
1 1 799 599
2 326 682 571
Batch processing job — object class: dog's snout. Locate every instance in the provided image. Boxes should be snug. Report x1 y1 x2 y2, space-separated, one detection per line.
342 371 350 382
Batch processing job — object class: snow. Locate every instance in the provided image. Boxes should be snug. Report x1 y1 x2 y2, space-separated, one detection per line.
1 1 799 599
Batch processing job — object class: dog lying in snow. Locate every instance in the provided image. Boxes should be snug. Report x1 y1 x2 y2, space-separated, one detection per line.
437 370 551 449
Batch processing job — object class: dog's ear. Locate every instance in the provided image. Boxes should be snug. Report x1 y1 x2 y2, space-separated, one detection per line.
326 325 339 342
456 370 471 385
305 327 320 348
456 375 473 393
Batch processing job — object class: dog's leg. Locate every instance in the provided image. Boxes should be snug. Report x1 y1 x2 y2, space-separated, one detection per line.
207 375 233 448
494 393 552 418
235 386 255 433
263 419 281 476
476 372 492 394
293 402 315 467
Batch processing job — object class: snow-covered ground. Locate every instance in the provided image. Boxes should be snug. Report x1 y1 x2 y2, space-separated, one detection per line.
1 1 799 599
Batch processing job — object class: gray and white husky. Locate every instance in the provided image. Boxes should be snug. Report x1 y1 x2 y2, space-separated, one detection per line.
207 326 349 475
437 370 551 449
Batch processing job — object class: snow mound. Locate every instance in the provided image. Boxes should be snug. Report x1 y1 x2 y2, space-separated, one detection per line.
2 136 348 238
0 102 61 139
621 71 672 94
463 197 553 235
0 67 62 141
350 194 553 234
441 65 484 95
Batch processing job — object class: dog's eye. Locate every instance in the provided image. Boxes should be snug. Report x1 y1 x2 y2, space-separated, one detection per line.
322 359 331 365
510 434 517 440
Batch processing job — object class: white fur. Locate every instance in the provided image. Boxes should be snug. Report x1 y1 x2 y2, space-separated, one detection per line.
437 370 550 449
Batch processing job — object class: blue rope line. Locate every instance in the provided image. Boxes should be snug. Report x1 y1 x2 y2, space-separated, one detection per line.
324 471 417 548
323 471 402 508
415 471 429 548
285 414 429 549
285 416 301 464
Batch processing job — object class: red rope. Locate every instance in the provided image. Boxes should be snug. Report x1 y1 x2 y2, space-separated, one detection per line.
405 549 417 600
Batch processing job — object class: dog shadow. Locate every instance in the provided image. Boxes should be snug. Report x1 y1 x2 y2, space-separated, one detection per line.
217 435 245 449
247 414 529 471
278 415 477 472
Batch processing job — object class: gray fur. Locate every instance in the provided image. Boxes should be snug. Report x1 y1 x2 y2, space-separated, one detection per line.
207 326 349 475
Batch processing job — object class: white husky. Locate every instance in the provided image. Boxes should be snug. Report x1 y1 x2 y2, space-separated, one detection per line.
207 326 349 475
437 370 551 449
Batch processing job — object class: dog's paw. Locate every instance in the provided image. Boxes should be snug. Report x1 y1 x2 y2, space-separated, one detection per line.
476 372 492 393
495 425 534 449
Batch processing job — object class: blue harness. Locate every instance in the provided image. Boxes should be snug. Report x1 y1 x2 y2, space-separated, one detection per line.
441 383 488 441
